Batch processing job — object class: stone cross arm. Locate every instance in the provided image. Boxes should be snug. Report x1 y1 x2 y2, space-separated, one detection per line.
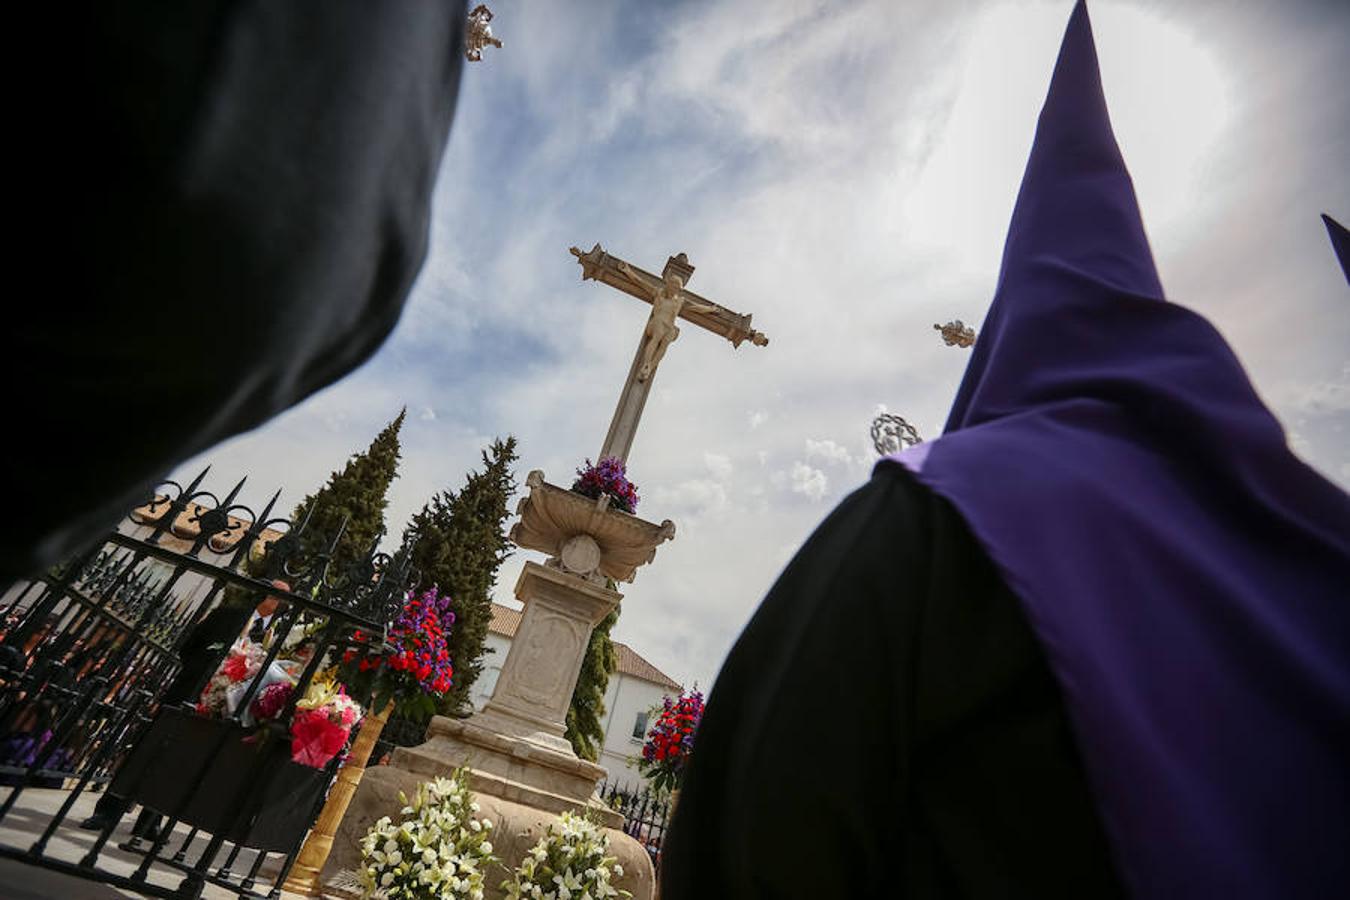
570 243 769 348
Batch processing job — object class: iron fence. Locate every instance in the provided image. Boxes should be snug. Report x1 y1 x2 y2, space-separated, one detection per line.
597 779 671 877
0 468 416 898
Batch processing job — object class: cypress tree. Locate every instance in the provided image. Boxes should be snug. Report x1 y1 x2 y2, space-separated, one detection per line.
565 602 619 762
286 409 407 576
406 436 517 715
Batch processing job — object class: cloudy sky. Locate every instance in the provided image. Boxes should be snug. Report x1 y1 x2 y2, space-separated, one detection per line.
178 0 1349 693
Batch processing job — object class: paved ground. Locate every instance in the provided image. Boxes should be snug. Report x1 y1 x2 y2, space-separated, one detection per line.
0 788 335 899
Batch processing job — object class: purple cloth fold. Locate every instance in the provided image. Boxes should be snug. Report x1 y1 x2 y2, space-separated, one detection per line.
881 3 1350 897
1323 213 1350 286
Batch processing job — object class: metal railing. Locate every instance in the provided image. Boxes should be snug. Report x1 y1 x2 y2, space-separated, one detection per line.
0 468 416 898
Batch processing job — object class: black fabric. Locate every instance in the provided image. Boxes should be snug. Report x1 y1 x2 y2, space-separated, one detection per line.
110 707 329 852
87 601 253 831
661 466 1123 898
5 2 467 578
164 601 255 706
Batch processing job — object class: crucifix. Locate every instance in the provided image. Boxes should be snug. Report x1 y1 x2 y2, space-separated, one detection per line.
570 243 769 464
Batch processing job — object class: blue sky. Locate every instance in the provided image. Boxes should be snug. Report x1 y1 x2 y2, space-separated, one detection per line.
180 0 1349 692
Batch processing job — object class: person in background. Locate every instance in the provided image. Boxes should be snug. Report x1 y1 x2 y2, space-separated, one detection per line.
80 581 292 837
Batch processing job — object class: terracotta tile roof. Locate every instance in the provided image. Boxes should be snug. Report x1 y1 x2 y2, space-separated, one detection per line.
488 602 523 638
487 603 681 691
613 642 682 691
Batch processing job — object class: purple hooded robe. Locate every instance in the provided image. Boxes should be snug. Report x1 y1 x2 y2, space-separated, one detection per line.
884 3 1350 897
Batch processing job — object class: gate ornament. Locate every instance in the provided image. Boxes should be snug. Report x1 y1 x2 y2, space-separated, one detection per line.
0 466 419 899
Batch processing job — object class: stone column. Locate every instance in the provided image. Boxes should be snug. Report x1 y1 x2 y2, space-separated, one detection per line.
473 562 619 754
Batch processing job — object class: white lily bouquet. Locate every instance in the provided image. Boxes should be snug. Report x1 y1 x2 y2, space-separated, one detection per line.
501 811 631 900
358 768 497 899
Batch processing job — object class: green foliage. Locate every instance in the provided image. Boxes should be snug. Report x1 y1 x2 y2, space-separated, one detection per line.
565 597 619 762
230 410 404 617
287 409 406 577
405 437 518 716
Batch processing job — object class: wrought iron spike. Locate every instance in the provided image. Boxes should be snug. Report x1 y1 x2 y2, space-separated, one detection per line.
182 466 212 494
219 475 249 506
256 488 283 523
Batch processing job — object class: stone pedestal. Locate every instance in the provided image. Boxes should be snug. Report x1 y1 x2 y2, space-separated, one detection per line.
472 563 619 757
321 474 676 900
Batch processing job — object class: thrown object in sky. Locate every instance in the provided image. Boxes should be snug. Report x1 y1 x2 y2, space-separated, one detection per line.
934 319 976 347
466 4 502 61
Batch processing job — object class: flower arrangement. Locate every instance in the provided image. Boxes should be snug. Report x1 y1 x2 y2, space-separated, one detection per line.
340 588 456 721
197 641 363 769
290 675 364 768
249 681 294 723
637 689 704 795
358 767 496 900
571 457 639 514
196 642 268 717
501 811 630 900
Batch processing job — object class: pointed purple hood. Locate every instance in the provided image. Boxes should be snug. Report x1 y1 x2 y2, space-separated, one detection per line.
1323 213 1350 286
883 3 1350 897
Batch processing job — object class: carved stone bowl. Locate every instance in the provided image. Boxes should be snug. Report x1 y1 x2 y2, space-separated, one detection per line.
508 470 675 584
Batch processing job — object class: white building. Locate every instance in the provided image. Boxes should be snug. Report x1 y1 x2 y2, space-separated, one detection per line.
470 602 682 788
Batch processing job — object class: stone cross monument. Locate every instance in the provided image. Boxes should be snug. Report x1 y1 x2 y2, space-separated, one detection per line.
570 244 769 463
324 245 769 900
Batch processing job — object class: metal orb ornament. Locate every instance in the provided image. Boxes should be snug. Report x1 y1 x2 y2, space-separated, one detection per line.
871 413 923 456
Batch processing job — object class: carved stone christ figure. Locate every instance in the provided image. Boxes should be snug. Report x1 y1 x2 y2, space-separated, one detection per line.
618 260 721 381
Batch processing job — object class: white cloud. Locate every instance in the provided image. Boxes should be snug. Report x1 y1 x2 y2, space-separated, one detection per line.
1286 369 1350 416
649 478 730 518
804 438 854 467
703 452 734 480
748 410 769 430
419 406 438 421
788 462 828 501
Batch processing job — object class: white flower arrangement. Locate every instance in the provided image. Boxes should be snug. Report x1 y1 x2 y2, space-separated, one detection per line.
359 767 497 899
502 811 630 900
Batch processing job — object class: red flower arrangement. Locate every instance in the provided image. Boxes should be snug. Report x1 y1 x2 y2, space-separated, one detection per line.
339 587 455 721
637 689 704 794
249 682 294 723
289 682 362 768
571 456 639 514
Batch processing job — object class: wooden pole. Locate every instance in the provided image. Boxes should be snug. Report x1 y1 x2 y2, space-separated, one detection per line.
283 701 395 895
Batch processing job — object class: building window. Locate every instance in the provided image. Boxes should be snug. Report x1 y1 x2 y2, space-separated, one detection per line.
631 711 649 740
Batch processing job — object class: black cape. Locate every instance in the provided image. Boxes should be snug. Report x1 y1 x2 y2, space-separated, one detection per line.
661 466 1122 897
5 2 466 578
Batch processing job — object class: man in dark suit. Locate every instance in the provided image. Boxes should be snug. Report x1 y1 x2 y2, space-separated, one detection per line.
80 582 289 836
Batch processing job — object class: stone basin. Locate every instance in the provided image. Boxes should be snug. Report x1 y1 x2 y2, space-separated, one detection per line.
508 470 675 584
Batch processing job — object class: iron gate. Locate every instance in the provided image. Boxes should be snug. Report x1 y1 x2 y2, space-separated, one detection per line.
598 779 672 878
0 468 415 898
